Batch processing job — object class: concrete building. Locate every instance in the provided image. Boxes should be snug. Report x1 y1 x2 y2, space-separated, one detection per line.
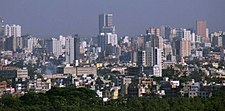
65 35 80 65
137 50 146 66
22 35 41 53
180 38 191 59
99 13 115 34
160 26 173 40
183 29 191 41
4 36 16 51
163 42 173 62
58 66 97 76
151 35 163 50
144 36 163 77
16 68 28 78
4 24 21 37
45 38 62 57
196 20 209 43
98 13 118 55
27 75 51 92
145 41 153 66
152 48 162 77
146 27 160 37
0 37 4 51
212 36 223 47
0 18 3 36
59 35 66 46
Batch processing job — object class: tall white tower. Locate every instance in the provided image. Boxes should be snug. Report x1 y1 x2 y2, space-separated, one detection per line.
4 24 21 37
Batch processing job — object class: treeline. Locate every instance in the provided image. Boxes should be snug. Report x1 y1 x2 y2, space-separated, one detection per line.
0 87 225 111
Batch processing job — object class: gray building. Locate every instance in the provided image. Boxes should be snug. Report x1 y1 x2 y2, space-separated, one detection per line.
99 13 115 34
65 35 80 65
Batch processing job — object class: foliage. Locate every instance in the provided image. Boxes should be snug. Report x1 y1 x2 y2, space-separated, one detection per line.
0 87 225 111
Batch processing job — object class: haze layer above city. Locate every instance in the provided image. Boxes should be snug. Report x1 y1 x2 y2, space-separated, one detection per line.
0 0 225 38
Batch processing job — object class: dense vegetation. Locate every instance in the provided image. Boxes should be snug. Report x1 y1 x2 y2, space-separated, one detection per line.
0 87 225 111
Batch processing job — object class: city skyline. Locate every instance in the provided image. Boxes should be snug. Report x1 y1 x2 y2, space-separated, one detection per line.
1 1 225 109
0 0 225 38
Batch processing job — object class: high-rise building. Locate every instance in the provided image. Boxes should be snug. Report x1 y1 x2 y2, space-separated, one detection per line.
5 36 16 51
172 29 192 62
145 41 162 77
196 20 208 43
4 24 21 37
16 36 23 50
45 38 62 58
169 28 177 42
98 33 118 48
137 50 146 66
152 48 162 77
161 26 172 40
146 27 160 37
27 36 40 52
145 41 153 66
0 38 4 51
98 13 118 54
99 13 115 34
180 38 191 59
104 33 118 46
0 18 4 36
97 34 106 52
0 18 4 51
59 35 66 47
163 42 173 62
151 35 163 50
183 29 191 40
212 36 223 47
176 28 184 38
65 35 80 65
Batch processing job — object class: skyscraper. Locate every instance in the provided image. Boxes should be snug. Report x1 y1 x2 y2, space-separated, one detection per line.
151 35 163 50
146 27 160 37
165 26 172 40
65 35 80 65
152 48 162 77
99 13 115 34
26 36 40 52
45 38 62 58
98 13 118 55
178 29 192 61
180 38 191 59
145 41 162 77
5 36 16 51
137 50 146 66
4 24 21 37
0 18 4 51
0 18 4 36
196 20 208 43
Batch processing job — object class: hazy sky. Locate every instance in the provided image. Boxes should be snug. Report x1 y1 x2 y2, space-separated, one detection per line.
0 0 225 38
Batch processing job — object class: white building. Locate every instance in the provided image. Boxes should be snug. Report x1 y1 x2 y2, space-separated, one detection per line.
183 29 191 40
191 32 196 43
100 33 118 46
52 38 62 57
16 68 28 79
4 24 21 37
59 35 66 47
27 37 39 52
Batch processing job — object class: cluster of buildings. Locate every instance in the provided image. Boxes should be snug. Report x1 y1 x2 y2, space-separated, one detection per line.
0 14 225 100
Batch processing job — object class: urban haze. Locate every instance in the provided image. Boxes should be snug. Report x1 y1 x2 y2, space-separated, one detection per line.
0 0 225 111
0 0 225 37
